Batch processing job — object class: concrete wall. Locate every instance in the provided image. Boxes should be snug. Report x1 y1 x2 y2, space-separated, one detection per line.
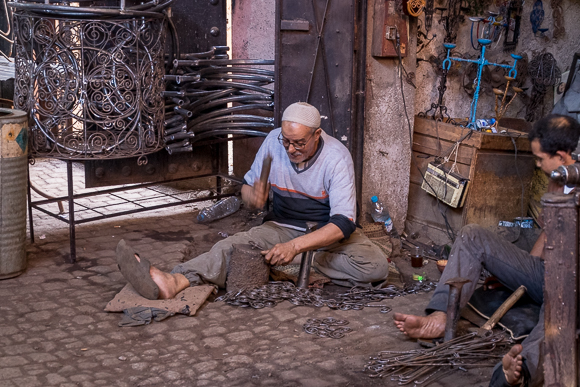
414 0 580 123
231 0 275 61
360 1 417 230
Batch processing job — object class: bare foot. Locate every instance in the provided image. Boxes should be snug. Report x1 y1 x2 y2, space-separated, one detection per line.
502 344 523 385
393 311 447 339
149 266 190 299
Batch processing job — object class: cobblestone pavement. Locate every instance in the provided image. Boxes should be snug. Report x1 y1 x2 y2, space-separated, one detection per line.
0 159 494 386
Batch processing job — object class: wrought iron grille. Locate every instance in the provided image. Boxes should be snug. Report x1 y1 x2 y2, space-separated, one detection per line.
13 13 166 159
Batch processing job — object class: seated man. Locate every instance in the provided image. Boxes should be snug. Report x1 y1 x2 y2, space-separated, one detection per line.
116 102 389 300
394 114 580 387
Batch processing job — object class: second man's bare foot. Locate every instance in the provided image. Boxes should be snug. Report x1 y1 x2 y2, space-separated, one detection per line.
149 266 190 299
502 344 523 385
393 311 447 339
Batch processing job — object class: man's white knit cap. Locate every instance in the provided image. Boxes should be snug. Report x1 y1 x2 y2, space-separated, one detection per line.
281 102 321 129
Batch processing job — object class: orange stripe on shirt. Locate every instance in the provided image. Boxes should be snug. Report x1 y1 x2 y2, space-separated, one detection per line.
271 184 330 200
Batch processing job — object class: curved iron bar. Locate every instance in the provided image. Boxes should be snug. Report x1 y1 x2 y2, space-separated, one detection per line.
188 102 274 127
200 66 274 77
191 115 274 132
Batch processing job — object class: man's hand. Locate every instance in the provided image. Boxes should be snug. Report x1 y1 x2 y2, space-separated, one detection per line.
262 241 299 266
241 180 270 209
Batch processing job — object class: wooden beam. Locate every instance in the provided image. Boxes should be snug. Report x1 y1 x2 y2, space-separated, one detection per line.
542 192 579 387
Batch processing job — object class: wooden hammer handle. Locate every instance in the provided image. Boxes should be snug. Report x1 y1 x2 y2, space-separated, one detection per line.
480 285 527 332
259 155 272 186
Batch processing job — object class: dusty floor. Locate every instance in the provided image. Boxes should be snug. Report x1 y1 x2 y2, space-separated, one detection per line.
0 159 498 387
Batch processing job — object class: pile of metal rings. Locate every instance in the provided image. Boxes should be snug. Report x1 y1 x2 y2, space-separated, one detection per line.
162 46 275 154
214 281 437 311
302 317 352 339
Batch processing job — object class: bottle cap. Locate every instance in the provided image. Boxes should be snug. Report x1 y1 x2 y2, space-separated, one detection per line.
371 196 378 203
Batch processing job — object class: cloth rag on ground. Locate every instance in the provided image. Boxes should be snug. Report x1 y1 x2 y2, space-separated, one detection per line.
119 307 174 327
105 283 215 326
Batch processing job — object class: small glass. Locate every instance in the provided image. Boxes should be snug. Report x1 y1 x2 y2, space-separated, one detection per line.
411 246 423 268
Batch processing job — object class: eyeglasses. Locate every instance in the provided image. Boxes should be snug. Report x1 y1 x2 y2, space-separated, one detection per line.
277 131 317 151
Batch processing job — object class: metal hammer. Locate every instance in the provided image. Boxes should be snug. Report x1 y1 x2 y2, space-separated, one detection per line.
296 221 318 289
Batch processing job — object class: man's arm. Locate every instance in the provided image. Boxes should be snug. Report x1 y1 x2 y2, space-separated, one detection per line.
241 181 269 209
530 230 545 258
262 223 344 266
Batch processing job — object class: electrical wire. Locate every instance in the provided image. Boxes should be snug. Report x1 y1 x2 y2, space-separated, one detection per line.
393 32 457 242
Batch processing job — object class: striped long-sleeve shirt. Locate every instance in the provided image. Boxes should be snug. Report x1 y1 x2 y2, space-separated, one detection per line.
243 128 357 238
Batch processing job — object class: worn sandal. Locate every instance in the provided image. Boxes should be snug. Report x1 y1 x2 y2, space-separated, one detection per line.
116 239 160 300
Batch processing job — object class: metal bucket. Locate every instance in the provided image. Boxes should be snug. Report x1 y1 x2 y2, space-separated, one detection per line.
0 108 29 279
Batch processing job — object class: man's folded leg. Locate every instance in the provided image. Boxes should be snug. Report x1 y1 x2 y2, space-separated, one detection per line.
312 229 390 287
170 222 302 289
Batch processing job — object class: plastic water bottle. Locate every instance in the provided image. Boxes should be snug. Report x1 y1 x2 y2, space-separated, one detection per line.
197 196 241 223
475 118 496 130
370 196 399 237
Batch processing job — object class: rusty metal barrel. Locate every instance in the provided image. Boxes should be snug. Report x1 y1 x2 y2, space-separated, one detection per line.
0 108 29 279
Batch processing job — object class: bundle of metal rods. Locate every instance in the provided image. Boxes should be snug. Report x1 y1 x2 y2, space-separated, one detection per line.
163 46 275 154
364 332 511 385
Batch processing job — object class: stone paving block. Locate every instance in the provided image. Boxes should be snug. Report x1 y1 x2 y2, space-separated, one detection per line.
0 367 22 380
0 327 19 337
28 353 58 363
192 360 219 373
162 370 181 381
11 376 42 387
226 330 254 342
3 344 36 355
0 356 28 367
225 367 252 379
139 377 164 386
201 336 227 348
20 363 46 373
201 325 227 336
223 355 253 364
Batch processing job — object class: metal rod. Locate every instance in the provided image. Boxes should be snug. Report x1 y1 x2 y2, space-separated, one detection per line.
27 166 34 243
296 222 319 288
443 277 471 341
67 160 76 263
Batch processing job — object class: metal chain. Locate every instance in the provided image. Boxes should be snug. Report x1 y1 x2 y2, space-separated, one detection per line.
420 68 451 121
303 317 352 339
215 281 436 310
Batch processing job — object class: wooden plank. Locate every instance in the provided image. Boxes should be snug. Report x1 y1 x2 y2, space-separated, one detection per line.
407 182 464 234
413 116 483 148
413 136 475 165
541 193 578 387
414 116 530 152
479 132 531 152
463 151 535 228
